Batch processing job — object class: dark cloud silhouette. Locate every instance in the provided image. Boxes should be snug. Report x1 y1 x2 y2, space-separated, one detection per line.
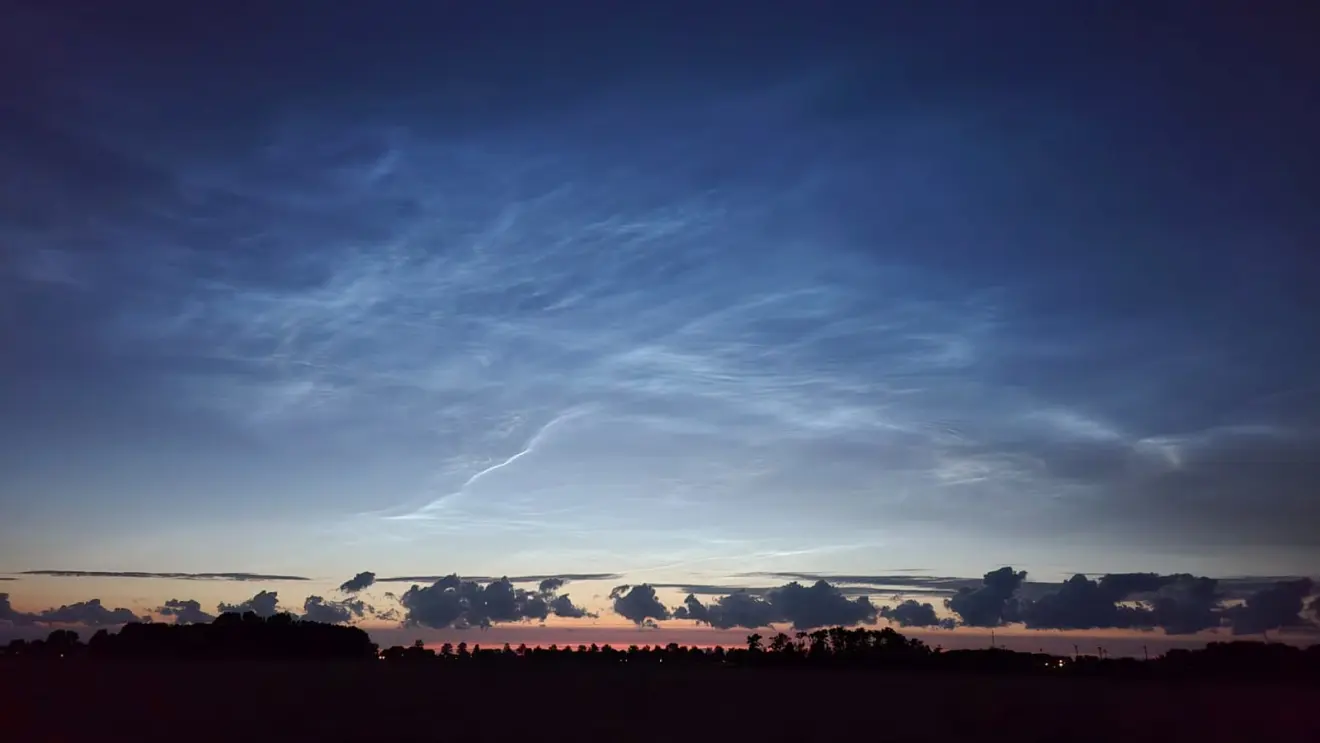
988 572 1320 636
764 580 878 630
34 599 142 626
674 580 879 630
301 595 368 624
880 600 955 629
0 593 35 626
1019 574 1158 630
1009 572 1235 634
217 590 281 618
1225 578 1314 636
398 578 466 629
673 591 776 629
1149 575 1222 635
3 593 139 627
549 595 593 619
945 567 1026 627
156 599 214 625
338 571 376 593
538 577 565 594
23 570 309 581
609 584 670 625
399 575 591 629
378 573 618 584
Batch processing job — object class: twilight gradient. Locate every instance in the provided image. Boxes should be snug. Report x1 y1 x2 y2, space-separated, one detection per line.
1 2 1318 641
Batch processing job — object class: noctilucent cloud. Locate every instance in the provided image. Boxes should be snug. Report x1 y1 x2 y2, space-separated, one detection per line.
1 3 1317 638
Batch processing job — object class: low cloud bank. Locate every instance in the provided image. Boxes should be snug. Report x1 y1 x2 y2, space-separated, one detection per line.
673 580 878 630
2 593 142 627
400 575 594 629
7 567 1318 636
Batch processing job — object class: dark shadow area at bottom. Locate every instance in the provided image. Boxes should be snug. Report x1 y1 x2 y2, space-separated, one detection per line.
3 662 1317 742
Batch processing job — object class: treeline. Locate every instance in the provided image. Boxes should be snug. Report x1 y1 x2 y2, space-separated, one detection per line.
2 611 377 661
5 615 1320 682
378 627 1320 682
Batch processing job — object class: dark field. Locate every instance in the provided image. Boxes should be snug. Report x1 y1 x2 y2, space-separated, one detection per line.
3 663 1316 742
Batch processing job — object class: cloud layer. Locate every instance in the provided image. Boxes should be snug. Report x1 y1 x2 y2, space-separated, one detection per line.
5 566 1319 637
22 571 310 582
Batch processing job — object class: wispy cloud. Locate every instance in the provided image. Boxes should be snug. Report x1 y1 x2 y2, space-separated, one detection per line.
23 571 310 581
4 7 1318 580
375 573 620 584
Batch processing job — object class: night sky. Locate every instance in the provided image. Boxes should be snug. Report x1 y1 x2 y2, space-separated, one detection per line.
2 1 1318 648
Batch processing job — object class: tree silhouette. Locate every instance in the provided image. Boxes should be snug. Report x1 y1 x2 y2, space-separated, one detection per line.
746 632 764 653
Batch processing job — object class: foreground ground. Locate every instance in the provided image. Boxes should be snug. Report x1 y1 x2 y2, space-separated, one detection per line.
3 662 1316 741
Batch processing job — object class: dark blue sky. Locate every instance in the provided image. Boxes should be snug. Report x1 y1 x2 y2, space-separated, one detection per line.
2 1 1318 624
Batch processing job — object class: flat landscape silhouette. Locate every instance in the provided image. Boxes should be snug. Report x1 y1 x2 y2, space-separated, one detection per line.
3 613 1318 741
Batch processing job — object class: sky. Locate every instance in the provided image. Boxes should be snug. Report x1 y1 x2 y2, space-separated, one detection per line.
1 1 1318 653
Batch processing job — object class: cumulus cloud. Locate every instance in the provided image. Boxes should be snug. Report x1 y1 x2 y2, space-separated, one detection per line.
673 580 879 630
157 599 215 625
301 595 369 624
34 599 142 626
673 591 776 629
954 571 1320 636
966 571 1230 634
0 593 35 626
880 600 955 629
1149 575 1221 635
3 593 140 627
609 584 671 625
1019 574 1159 630
23 570 309 581
1224 578 1314 636
399 575 591 629
548 594 592 619
338 571 376 593
945 567 1026 627
218 590 282 618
